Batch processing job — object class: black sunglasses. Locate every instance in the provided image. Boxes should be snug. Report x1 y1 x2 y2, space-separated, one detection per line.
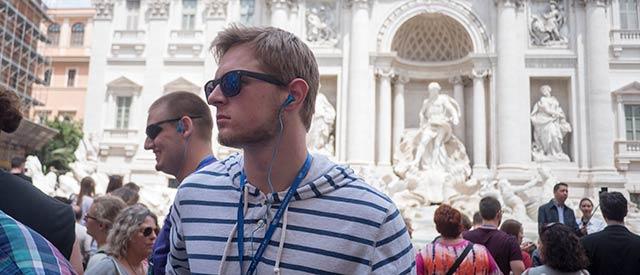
145 116 202 140
203 70 286 99
141 226 158 237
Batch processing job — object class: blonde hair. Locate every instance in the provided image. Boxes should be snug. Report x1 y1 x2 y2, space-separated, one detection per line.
106 204 157 258
91 195 126 228
210 24 319 131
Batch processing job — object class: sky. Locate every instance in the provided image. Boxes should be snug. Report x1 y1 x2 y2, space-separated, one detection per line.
43 0 92 9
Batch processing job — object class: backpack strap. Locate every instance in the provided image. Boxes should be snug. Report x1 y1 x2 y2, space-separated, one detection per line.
445 242 474 275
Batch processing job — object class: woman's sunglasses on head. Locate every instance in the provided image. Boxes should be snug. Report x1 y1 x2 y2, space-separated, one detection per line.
203 70 286 99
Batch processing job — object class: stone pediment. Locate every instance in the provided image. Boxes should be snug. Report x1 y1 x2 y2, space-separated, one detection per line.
163 77 200 94
612 81 640 95
107 76 142 90
106 76 142 96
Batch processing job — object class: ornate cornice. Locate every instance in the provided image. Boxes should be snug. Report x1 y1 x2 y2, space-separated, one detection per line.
148 0 170 19
92 0 114 20
205 0 229 20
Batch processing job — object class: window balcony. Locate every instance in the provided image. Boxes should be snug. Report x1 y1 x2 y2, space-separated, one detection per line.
111 30 146 58
615 140 640 171
167 30 203 59
610 29 640 58
99 128 139 157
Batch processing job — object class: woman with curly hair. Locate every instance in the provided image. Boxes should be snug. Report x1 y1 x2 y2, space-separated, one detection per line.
524 223 589 274
86 204 158 275
417 204 501 275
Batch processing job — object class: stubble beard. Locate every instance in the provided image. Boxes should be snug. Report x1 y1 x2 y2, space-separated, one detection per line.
218 110 280 148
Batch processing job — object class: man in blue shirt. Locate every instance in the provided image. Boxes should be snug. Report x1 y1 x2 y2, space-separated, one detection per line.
144 91 216 274
537 182 581 235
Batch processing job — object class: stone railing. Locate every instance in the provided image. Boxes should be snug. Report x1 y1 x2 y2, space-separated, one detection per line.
614 140 640 170
103 128 138 140
610 29 640 45
169 30 202 41
113 30 146 43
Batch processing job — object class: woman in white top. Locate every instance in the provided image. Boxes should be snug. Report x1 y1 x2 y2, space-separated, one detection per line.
576 197 606 235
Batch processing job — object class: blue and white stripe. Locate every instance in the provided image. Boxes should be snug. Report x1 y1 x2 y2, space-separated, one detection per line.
167 153 415 274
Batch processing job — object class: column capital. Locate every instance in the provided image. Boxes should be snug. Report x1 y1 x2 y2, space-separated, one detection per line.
205 0 229 20
394 75 410 84
346 0 370 9
449 75 464 85
375 68 395 79
578 0 610 7
472 68 491 79
92 0 114 20
147 0 170 20
268 0 297 10
494 0 526 8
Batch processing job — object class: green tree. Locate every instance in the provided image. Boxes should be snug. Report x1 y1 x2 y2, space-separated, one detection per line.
35 119 83 174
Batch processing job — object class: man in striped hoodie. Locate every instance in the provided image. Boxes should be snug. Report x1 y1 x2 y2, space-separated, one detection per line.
166 25 415 274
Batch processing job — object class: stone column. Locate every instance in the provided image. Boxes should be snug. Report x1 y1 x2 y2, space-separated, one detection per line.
393 76 409 153
585 0 617 174
472 69 489 171
61 18 70 48
375 68 394 166
449 75 465 143
269 0 290 30
84 0 114 135
495 0 528 171
345 0 372 164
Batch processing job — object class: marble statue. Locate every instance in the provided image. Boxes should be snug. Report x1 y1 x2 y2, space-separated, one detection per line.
530 0 567 46
307 92 336 157
393 82 471 204
498 176 540 222
531 85 571 162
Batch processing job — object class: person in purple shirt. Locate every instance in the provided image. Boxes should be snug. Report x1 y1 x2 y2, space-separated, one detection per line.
463 196 525 275
144 92 217 274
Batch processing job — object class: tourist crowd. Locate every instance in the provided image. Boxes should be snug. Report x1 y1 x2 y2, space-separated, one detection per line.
2 24 640 275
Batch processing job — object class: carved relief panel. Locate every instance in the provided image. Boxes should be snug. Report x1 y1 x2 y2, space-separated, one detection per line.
304 0 340 47
529 0 569 47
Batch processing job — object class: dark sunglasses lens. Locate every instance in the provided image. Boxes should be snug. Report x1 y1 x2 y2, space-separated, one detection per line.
204 80 216 98
146 125 162 140
221 71 241 97
143 227 153 237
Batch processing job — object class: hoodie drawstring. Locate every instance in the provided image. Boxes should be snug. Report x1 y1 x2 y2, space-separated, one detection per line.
273 206 289 275
218 185 250 274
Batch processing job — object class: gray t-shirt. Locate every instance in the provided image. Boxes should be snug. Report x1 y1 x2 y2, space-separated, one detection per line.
85 255 129 275
524 265 589 275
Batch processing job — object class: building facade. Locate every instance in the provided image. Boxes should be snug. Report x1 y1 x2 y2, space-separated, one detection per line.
84 0 640 200
0 0 57 169
31 6 94 123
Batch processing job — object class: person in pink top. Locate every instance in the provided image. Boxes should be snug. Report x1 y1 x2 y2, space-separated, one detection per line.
417 204 501 275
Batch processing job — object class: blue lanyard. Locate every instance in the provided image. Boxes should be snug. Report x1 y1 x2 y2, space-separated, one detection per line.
236 154 312 275
195 155 216 172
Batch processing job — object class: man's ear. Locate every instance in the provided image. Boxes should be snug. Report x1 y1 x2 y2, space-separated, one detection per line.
179 116 195 138
285 78 309 109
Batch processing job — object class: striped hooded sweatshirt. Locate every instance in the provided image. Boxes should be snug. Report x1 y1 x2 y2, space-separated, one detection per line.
166 153 416 274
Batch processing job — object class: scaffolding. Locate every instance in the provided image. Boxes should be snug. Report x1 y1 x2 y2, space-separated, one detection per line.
0 0 51 110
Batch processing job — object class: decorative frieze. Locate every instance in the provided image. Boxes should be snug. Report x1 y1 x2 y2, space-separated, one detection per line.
92 0 114 20
205 0 229 20
147 0 170 19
